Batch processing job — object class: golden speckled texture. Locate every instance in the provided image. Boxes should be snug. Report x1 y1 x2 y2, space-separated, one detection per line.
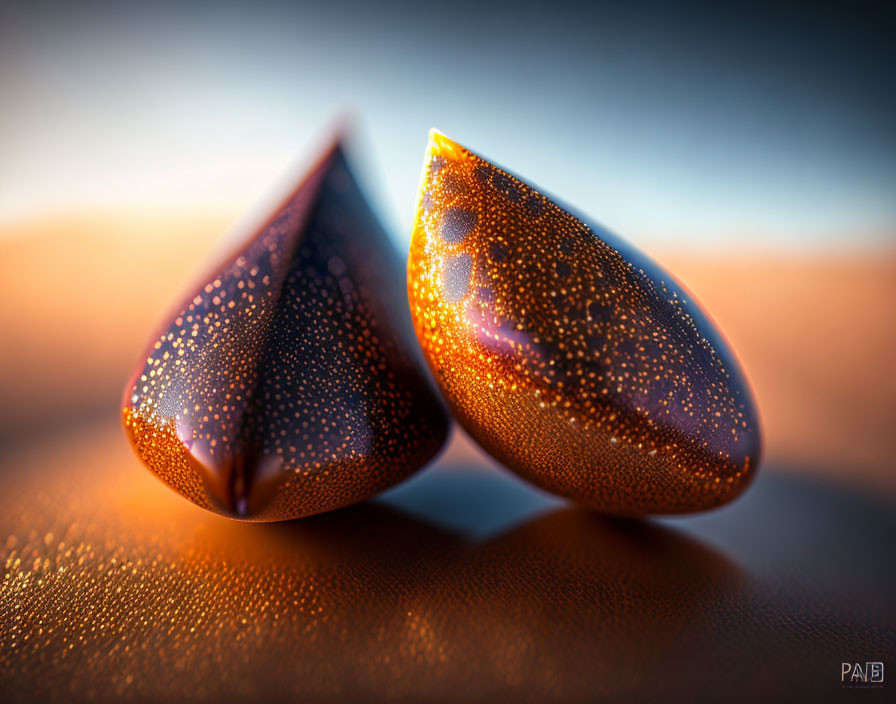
123 140 448 520
408 132 761 514
1 421 893 703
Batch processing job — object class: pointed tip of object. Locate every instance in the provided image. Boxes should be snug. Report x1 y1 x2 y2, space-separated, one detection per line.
321 123 352 162
310 114 358 169
330 112 358 145
426 128 466 159
300 117 361 191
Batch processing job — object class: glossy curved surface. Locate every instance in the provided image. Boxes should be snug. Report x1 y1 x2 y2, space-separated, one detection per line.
408 131 761 514
123 141 448 520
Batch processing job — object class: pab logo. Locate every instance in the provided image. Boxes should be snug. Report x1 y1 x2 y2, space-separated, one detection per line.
842 662 884 686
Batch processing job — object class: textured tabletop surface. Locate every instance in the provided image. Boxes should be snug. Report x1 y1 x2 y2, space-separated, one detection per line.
1 418 894 703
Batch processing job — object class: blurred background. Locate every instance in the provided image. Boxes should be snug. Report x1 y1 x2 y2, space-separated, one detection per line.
1 0 893 487
1 2 894 701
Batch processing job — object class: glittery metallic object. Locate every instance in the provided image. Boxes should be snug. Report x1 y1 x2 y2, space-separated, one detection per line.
408 131 761 514
123 138 448 520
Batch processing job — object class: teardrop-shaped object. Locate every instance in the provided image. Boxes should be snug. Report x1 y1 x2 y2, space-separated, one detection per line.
408 131 761 514
123 137 449 520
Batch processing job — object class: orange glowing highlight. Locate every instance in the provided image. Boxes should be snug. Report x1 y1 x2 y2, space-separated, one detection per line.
407 130 761 514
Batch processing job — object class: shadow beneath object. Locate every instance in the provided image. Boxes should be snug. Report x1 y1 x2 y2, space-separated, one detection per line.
1 425 894 703
662 465 896 596
233 488 746 703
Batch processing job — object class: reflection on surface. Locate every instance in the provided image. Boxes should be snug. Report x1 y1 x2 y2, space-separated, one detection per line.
1 420 894 703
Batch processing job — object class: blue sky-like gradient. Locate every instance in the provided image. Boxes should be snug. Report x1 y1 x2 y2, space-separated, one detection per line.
1 0 894 251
